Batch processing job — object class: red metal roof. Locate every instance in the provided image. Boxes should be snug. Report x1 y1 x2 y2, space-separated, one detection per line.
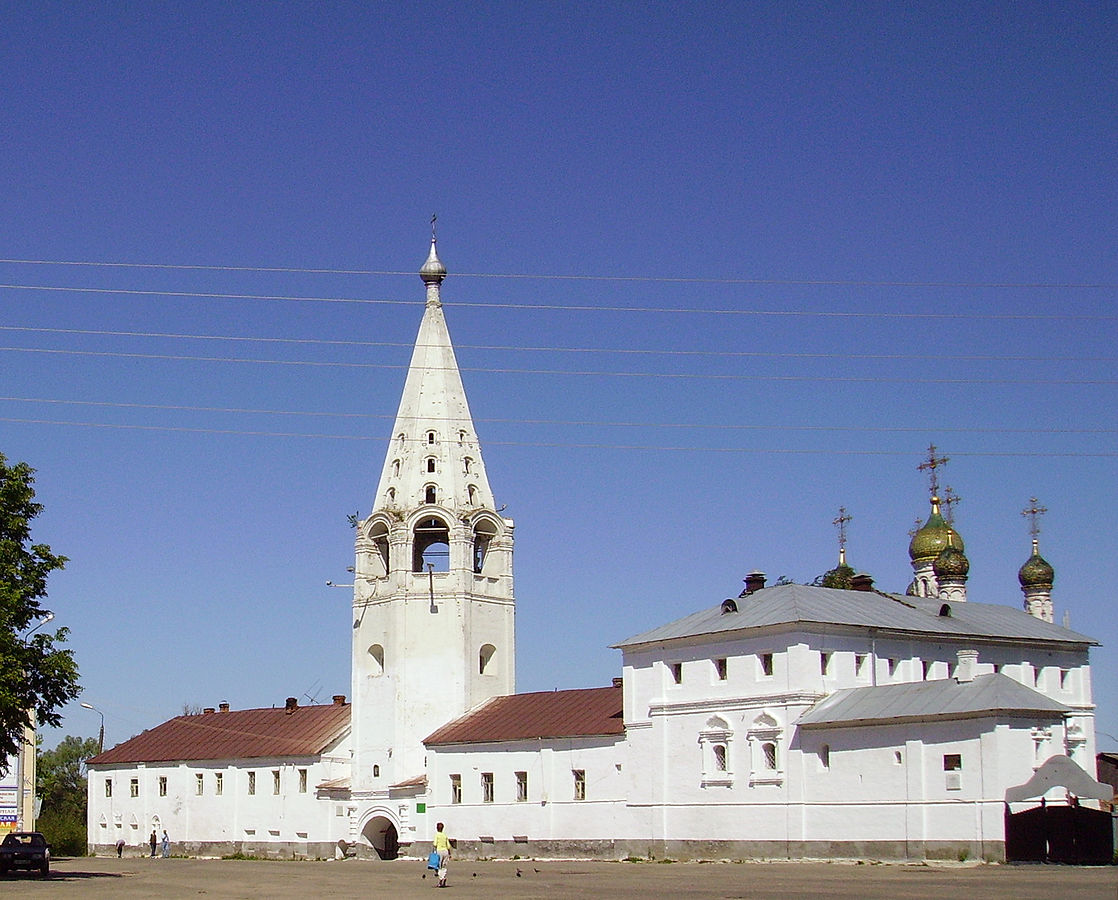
88 702 350 766
423 686 623 746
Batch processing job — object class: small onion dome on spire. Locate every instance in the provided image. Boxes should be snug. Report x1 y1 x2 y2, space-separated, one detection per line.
909 496 964 562
933 544 969 579
420 238 447 285
1018 539 1054 589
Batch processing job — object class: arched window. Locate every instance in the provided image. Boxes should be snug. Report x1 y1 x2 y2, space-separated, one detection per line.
473 519 497 573
386 487 396 503
747 712 783 785
427 430 437 445
464 457 472 474
413 517 450 572
368 644 384 676
479 643 496 675
367 521 390 576
467 484 478 505
426 457 437 473
699 715 733 787
425 485 437 504
392 459 400 477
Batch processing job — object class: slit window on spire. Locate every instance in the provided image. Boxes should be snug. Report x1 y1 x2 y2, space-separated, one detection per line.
427 431 437 445
426 457 437 473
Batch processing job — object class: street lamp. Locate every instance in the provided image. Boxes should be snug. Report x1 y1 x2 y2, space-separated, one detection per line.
80 702 105 755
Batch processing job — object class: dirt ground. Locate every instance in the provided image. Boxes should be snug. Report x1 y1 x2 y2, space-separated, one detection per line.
0 856 1114 899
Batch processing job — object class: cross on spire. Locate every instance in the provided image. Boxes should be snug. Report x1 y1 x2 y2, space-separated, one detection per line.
917 444 949 497
943 485 961 525
1021 497 1048 540
909 516 923 538
430 213 438 242
832 506 852 565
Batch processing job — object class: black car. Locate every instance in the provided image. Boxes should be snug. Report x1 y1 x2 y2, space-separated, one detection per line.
0 831 51 876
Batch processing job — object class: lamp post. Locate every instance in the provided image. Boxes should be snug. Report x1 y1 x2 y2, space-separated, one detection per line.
80 703 105 755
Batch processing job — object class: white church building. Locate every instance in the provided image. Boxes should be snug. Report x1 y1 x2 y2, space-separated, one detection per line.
87 238 1106 862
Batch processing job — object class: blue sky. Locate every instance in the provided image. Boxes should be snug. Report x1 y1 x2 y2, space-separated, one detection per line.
2 2 1115 750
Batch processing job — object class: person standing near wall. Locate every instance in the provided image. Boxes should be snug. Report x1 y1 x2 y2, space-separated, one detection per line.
432 822 451 888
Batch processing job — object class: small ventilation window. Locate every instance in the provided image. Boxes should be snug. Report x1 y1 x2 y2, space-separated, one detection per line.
720 598 737 614
464 457 472 474
670 662 683 684
759 653 774 677
479 643 496 675
427 431 437 445
369 644 385 676
819 744 830 770
392 459 400 477
939 603 952 616
714 657 728 680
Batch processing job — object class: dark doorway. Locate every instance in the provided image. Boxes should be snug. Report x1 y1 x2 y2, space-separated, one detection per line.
1005 800 1113 864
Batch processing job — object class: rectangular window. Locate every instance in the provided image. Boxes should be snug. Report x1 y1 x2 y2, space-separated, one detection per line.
248 771 256 795
1059 668 1070 690
943 754 962 771
105 778 112 798
819 744 830 770
820 652 832 677
130 778 139 798
855 653 869 678
921 659 932 680
159 776 167 797
515 771 528 802
886 658 898 678
670 662 683 684
944 753 962 791
195 773 204 796
481 772 494 803
215 772 223 796
298 769 307 793
759 653 774 677
272 770 281 795
573 769 586 801
450 774 462 804
714 657 728 680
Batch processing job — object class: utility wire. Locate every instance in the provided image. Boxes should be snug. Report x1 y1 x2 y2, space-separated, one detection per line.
2 325 1115 364
4 396 1115 435
1 282 1115 320
1 417 1114 456
3 346 1115 384
1 257 1115 290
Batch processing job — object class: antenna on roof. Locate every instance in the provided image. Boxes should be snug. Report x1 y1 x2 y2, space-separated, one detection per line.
301 680 323 706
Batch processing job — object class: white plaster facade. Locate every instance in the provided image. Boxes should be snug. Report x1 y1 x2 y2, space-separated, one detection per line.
86 240 1103 862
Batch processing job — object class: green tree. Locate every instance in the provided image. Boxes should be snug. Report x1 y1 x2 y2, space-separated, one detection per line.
37 735 99 855
0 453 81 759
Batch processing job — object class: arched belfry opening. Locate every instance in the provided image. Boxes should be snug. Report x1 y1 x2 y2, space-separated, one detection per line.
473 518 498 574
367 521 390 576
413 516 450 572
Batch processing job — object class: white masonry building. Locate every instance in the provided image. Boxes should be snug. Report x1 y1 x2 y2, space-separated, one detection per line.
87 238 1106 862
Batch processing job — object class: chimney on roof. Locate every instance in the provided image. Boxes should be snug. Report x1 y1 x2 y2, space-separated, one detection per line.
742 571 766 595
612 677 623 688
850 573 874 592
202 707 215 715
955 649 979 683
332 695 346 706
219 701 230 713
284 697 298 714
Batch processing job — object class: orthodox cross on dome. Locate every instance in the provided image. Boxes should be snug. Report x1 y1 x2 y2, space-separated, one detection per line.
943 485 961 525
1021 497 1048 540
832 506 852 566
917 444 949 498
909 516 922 538
430 213 437 241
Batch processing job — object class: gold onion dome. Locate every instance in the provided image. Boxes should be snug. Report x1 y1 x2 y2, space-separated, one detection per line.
1018 541 1054 588
420 238 447 285
909 497 964 562
933 544 969 579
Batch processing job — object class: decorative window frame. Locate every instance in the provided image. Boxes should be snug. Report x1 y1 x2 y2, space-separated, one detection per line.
747 712 784 786
699 716 734 787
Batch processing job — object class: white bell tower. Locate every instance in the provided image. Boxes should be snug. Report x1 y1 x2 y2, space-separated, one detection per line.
350 233 515 801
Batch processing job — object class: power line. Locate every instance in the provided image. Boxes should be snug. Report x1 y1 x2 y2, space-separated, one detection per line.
3 346 1115 384
4 396 1115 435
1 257 1115 290
2 282 1116 320
2 417 1114 457
3 325 1115 365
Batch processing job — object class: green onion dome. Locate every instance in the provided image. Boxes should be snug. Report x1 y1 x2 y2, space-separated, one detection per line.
909 497 964 562
933 544 969 579
1018 540 1054 588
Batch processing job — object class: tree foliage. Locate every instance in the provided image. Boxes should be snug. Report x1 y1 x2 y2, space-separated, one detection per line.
0 453 81 758
37 734 99 855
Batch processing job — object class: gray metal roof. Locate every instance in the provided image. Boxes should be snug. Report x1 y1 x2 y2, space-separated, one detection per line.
614 583 1096 649
796 673 1071 728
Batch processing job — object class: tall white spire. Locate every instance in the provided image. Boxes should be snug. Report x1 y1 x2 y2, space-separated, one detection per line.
350 232 515 814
